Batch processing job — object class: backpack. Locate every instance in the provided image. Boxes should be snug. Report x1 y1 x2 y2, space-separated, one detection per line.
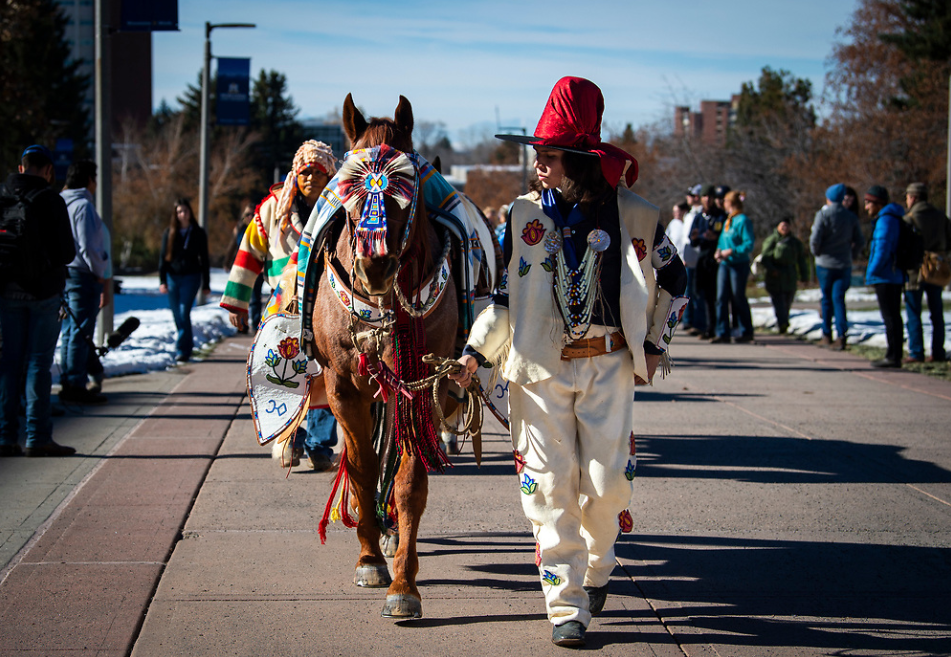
0 184 50 283
895 215 925 272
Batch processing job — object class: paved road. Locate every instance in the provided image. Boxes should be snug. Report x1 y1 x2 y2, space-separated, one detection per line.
0 333 949 656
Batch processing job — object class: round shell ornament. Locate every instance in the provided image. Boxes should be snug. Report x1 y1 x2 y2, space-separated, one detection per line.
544 231 564 254
587 229 611 252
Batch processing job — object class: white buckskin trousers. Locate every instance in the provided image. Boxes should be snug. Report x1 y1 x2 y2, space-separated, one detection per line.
508 326 637 628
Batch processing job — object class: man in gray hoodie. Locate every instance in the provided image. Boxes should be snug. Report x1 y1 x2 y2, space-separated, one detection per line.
810 183 865 350
60 160 109 404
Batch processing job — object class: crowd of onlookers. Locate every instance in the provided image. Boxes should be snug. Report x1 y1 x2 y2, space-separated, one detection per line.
1 144 211 459
666 184 755 344
665 180 951 368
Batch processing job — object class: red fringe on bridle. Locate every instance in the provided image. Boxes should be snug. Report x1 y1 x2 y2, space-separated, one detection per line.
392 247 450 474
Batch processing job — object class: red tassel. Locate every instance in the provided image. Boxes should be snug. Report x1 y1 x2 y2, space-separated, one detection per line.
319 446 353 544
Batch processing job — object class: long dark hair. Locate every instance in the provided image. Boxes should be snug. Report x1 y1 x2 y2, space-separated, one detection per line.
165 197 197 262
530 151 612 209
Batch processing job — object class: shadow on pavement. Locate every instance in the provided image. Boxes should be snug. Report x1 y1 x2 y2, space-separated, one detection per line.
616 534 951 655
637 434 951 484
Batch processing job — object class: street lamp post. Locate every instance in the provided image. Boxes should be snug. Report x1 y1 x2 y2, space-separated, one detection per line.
94 0 113 343
198 21 254 300
946 68 950 218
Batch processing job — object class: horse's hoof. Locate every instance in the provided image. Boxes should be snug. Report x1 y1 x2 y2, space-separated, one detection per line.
381 594 422 619
354 564 391 588
381 533 399 558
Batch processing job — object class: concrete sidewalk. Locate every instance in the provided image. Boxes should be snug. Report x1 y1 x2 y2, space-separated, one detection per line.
1 332 949 656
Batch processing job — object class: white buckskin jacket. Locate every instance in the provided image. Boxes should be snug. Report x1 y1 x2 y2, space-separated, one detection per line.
465 186 687 386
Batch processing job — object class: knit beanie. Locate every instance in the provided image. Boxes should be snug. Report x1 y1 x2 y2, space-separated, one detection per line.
825 183 846 204
864 185 889 203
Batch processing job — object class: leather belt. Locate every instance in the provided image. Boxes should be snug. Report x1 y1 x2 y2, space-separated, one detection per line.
561 331 626 360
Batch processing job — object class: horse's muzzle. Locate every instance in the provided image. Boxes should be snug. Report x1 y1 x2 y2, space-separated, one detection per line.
354 255 399 296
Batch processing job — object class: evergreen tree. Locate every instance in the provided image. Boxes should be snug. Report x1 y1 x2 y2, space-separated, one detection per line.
250 69 304 182
0 0 90 177
177 72 214 134
879 0 951 62
735 67 815 133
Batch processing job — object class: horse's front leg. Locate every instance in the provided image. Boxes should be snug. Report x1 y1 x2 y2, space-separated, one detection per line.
381 448 427 618
325 373 390 588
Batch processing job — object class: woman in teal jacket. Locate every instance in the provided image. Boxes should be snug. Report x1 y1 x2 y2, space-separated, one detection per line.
712 190 755 342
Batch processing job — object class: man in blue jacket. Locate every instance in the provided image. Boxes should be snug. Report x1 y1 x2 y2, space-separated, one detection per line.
864 185 906 368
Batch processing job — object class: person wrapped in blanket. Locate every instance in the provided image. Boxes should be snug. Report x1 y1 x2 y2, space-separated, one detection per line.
220 140 339 471
448 78 687 648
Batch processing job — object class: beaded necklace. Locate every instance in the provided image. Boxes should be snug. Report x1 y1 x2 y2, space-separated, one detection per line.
541 190 611 341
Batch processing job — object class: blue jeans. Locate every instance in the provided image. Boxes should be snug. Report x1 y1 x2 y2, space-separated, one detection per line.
815 265 851 339
167 273 202 359
904 282 946 360
683 266 706 332
60 269 103 388
716 261 753 338
249 273 264 331
293 406 338 458
0 294 62 447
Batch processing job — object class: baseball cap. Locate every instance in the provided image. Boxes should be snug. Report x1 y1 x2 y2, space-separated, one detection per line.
21 144 53 162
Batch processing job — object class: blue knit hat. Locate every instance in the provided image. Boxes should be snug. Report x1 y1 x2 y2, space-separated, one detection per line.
825 183 846 203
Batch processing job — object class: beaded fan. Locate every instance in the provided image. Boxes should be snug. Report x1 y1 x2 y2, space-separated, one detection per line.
337 144 417 258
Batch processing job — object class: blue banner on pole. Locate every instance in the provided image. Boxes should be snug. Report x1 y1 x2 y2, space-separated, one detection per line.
121 0 178 32
216 58 251 126
53 139 74 182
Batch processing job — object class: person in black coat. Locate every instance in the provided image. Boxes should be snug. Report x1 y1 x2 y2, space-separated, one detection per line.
0 145 77 456
159 198 210 362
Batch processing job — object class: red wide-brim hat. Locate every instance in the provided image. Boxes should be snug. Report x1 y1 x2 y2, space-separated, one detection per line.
496 76 638 188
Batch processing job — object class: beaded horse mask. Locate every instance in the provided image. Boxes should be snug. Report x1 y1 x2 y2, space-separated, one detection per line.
337 144 419 260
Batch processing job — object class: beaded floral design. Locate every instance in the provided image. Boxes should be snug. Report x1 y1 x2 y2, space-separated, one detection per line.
631 237 647 261
513 449 526 474
518 257 531 277
264 337 308 389
542 570 562 586
520 474 538 495
521 219 546 246
618 509 633 533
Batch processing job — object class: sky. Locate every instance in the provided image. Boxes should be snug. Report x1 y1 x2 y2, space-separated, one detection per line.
151 0 861 148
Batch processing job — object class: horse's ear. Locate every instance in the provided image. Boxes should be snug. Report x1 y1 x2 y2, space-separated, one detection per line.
432 156 442 174
343 93 368 144
394 95 414 138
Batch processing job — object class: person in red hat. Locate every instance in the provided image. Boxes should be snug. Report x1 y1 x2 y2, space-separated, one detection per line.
450 77 687 647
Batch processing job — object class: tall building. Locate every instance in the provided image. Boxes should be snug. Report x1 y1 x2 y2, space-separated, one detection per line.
673 96 739 147
54 0 153 143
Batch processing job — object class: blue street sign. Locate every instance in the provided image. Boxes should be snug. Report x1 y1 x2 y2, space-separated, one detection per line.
121 0 178 32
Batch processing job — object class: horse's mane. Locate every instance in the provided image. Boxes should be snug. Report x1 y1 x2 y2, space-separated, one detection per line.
353 117 433 273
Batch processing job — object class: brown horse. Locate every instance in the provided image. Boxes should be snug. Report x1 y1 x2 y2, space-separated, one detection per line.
309 94 458 619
